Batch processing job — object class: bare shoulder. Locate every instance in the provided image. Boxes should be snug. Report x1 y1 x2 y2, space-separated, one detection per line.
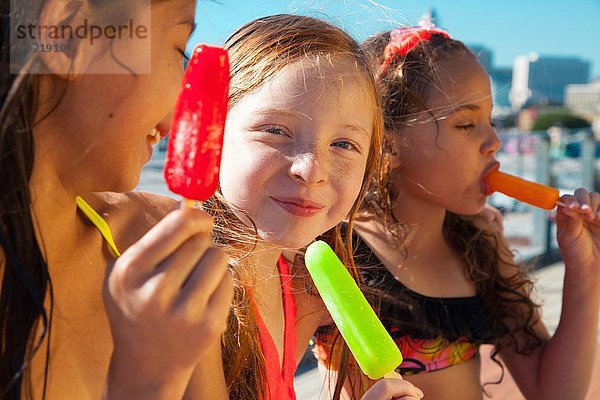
82 191 179 251
86 191 178 222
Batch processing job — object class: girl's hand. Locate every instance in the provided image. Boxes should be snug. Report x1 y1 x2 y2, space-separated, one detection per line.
361 376 424 400
556 188 600 277
103 208 233 397
477 203 504 232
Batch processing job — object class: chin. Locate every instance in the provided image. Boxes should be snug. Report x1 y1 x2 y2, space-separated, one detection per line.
448 202 487 217
110 176 141 194
258 230 315 250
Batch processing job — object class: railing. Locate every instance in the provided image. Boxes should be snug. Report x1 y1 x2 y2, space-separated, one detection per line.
490 128 598 267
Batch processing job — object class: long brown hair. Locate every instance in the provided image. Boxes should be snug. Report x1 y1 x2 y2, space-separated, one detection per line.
1 1 54 398
350 30 541 394
206 14 383 399
0 1 151 398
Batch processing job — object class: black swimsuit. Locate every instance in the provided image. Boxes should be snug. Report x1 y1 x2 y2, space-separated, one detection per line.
315 232 504 375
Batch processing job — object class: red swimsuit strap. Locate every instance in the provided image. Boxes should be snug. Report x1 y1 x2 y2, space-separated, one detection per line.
278 256 297 382
253 256 297 399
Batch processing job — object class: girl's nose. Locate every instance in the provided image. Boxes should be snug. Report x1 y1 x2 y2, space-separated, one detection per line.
481 124 502 156
289 151 326 185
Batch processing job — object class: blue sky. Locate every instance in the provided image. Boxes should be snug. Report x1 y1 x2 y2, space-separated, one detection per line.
191 0 600 78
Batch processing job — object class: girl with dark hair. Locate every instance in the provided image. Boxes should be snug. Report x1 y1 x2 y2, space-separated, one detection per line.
315 22 600 400
0 1 233 398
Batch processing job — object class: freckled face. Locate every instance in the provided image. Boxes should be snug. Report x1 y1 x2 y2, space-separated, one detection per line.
219 57 376 249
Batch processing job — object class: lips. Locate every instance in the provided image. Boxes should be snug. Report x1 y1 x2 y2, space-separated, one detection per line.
271 196 326 217
482 162 500 195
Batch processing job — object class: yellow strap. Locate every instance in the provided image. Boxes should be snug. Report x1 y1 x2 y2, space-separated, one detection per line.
76 196 121 257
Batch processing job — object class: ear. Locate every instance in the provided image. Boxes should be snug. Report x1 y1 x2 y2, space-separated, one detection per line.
36 0 85 77
386 134 406 170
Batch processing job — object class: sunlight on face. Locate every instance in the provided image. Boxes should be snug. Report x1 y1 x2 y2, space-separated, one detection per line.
220 56 377 249
34 0 197 194
392 53 501 217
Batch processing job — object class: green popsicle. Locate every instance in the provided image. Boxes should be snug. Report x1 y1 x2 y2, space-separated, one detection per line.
305 241 403 380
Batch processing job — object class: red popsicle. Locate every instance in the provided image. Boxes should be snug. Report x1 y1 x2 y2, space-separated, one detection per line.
164 44 230 206
485 169 559 210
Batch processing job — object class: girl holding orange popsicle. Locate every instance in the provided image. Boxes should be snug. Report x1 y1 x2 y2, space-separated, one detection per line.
315 22 600 400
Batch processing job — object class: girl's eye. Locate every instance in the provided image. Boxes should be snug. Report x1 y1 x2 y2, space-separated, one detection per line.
264 126 287 136
331 140 359 152
178 48 190 70
178 48 190 61
456 123 475 131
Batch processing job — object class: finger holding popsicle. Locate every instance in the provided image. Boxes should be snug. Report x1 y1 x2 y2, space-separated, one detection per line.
484 168 600 273
484 167 595 214
484 169 596 230
555 188 600 274
361 379 424 400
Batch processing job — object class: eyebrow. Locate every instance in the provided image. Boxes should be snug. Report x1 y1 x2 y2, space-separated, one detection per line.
449 104 481 113
342 124 370 137
189 22 197 36
256 108 313 120
430 103 483 119
255 109 369 136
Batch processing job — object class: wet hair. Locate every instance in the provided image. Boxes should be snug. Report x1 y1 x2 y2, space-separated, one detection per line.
1 1 55 397
360 31 475 226
0 1 151 398
203 14 383 400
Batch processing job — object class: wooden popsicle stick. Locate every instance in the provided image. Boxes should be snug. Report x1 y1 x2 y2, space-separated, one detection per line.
181 198 199 209
383 370 403 380
556 200 593 214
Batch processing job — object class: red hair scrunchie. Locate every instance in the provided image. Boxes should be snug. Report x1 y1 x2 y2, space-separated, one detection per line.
379 21 451 76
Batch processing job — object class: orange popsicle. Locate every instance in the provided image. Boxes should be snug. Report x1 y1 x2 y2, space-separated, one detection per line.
485 170 559 210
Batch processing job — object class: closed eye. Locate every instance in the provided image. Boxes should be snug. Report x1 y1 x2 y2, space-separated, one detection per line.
178 48 190 70
456 123 475 131
178 48 190 61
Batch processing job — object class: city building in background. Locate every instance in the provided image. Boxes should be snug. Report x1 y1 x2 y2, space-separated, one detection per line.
421 8 441 29
510 53 591 111
490 67 513 109
422 9 596 137
565 81 600 116
468 45 512 110
469 45 493 73
565 81 600 139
